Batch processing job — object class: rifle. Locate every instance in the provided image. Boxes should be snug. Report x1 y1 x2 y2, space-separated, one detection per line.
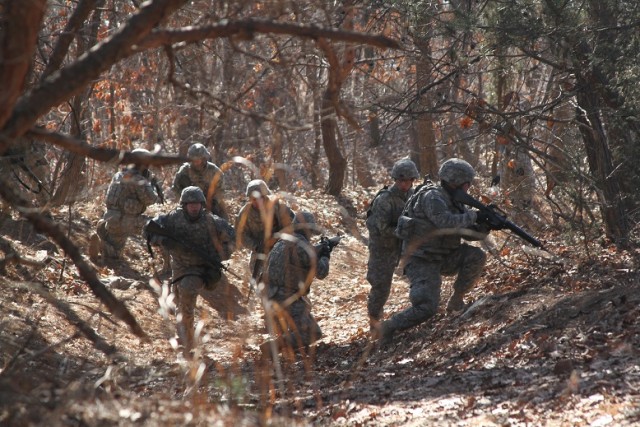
144 219 240 279
141 169 164 204
150 177 165 204
452 189 544 249
319 235 342 256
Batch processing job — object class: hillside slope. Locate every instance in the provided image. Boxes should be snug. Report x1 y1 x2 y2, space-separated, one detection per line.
1 190 639 426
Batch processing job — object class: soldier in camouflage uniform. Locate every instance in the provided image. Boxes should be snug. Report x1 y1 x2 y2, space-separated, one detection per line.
262 211 330 353
366 159 419 332
172 143 228 219
235 179 294 285
144 186 236 356
380 158 489 346
90 148 158 262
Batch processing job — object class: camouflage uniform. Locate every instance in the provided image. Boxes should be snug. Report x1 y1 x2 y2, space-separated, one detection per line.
146 186 236 354
235 179 294 283
382 158 487 342
263 213 330 350
365 159 419 323
172 143 227 219
93 166 158 259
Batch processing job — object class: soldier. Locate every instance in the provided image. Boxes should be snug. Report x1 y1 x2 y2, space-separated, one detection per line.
235 179 294 286
366 159 419 334
261 211 331 355
144 186 236 357
89 148 158 262
172 142 228 219
380 158 489 346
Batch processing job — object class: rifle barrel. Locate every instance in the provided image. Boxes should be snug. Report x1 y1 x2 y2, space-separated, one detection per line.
453 189 543 248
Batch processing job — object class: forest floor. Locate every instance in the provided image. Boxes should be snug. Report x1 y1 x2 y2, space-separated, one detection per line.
1 188 640 426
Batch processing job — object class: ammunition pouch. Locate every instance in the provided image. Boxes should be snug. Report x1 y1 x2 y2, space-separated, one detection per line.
395 215 432 241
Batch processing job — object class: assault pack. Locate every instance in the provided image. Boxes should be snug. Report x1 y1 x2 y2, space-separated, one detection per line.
394 175 437 241
365 185 389 219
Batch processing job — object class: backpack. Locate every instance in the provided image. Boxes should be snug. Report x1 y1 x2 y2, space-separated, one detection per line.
394 176 437 240
365 186 390 219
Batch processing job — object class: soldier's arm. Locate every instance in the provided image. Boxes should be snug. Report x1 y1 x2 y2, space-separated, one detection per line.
235 204 261 250
135 176 158 206
315 255 330 280
172 164 191 194
211 215 236 260
424 191 477 229
209 166 228 218
367 193 396 237
297 240 330 280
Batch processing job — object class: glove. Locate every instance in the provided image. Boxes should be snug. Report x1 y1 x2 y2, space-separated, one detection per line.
315 243 331 259
475 211 491 225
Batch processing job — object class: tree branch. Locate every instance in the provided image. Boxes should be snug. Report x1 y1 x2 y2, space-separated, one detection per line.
136 19 401 51
0 0 47 129
0 0 189 149
26 127 186 167
41 0 106 80
0 175 148 340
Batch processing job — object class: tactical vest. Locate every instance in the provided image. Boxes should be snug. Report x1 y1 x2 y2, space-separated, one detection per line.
365 186 389 220
395 180 465 256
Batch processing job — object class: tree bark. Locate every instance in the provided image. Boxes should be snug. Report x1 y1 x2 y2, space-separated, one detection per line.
575 78 629 245
413 38 439 178
321 93 346 196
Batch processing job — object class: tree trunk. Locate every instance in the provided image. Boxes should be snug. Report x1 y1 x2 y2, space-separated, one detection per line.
575 79 629 245
321 93 346 196
272 125 286 190
413 38 439 178
50 97 87 206
354 136 375 187
368 108 382 148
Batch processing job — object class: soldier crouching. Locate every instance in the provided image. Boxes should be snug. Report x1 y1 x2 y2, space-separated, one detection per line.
261 211 331 357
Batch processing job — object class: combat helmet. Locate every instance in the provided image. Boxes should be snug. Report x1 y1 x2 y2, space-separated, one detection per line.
187 143 210 160
131 148 151 155
438 158 476 186
130 148 151 167
391 159 420 180
293 211 321 236
180 186 206 204
246 179 272 198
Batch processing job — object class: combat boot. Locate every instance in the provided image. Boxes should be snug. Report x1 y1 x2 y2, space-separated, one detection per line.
102 241 120 259
88 233 101 262
369 317 382 340
378 320 395 348
446 291 466 313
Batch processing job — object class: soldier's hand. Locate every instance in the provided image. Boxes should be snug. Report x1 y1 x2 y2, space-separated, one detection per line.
315 243 331 260
475 211 491 225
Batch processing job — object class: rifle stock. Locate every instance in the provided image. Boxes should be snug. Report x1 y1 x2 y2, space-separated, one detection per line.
452 190 543 249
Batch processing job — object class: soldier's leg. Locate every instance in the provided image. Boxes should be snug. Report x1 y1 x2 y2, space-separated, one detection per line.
249 250 266 285
366 246 399 324
444 244 487 312
157 245 171 274
381 259 442 342
286 298 322 349
200 273 248 320
89 220 106 262
103 216 127 258
175 275 203 356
